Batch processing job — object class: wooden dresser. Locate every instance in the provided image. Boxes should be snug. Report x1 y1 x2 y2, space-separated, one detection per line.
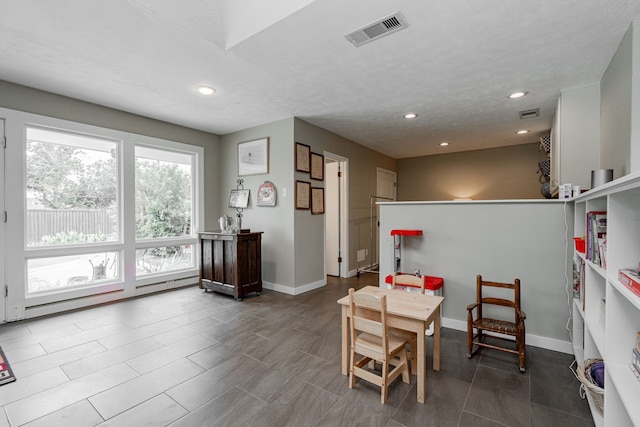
199 231 263 301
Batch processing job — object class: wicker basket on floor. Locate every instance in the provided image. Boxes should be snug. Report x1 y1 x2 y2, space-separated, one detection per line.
576 358 604 415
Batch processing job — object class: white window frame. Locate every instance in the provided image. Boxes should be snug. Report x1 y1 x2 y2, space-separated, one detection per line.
2 108 204 319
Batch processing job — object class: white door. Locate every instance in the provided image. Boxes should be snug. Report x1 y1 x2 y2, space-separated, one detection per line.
325 153 348 278
374 168 397 266
0 119 5 323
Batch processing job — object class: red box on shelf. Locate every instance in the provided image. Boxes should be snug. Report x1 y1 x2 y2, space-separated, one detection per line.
618 269 640 297
573 237 586 253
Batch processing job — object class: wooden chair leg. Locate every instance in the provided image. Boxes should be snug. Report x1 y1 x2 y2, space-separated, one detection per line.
381 360 389 404
400 350 410 384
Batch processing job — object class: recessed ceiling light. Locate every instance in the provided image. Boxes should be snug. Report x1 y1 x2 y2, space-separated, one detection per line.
509 91 528 99
404 113 418 119
196 85 216 95
440 142 449 146
516 130 529 134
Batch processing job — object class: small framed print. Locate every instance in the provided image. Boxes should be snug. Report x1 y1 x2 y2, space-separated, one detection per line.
295 142 310 173
257 181 277 207
311 187 325 215
238 137 269 176
310 152 324 181
229 189 250 208
295 180 310 210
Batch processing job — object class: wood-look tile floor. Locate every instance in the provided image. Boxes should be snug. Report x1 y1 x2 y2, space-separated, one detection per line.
0 275 594 427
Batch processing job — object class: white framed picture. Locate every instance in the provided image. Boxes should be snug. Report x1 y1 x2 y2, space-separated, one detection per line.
238 137 269 176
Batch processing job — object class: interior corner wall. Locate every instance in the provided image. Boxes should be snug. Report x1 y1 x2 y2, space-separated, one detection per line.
220 118 296 290
293 118 397 278
397 142 548 201
600 24 633 178
0 80 221 230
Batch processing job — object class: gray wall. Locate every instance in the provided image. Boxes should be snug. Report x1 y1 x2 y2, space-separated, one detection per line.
0 80 221 230
219 118 396 291
293 118 397 277
397 143 548 201
379 200 573 351
219 118 296 290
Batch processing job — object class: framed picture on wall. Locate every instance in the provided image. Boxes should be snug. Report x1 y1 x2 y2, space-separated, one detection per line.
295 180 310 209
257 181 277 207
295 142 310 173
238 137 269 176
311 187 325 215
310 152 324 181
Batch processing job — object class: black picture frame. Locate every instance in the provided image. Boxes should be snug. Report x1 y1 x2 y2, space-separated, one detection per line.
310 152 324 181
295 142 311 173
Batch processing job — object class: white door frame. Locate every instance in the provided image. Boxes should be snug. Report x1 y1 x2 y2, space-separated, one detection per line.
324 151 349 278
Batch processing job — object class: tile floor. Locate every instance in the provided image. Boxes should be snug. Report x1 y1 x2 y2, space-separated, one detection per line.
0 274 594 426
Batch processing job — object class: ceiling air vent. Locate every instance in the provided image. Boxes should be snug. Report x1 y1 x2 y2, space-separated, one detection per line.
519 108 540 119
345 12 408 47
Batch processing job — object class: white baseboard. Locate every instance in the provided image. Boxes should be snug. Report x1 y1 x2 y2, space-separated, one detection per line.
262 278 326 295
443 318 573 354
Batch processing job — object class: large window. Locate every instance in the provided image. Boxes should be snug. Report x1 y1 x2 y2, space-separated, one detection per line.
135 146 196 277
25 126 120 293
3 109 203 318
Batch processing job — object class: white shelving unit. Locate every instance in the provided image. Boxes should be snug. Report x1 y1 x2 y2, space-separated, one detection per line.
571 171 640 427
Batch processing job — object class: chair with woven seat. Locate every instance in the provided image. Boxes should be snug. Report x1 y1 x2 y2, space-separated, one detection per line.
391 272 425 374
466 275 526 372
348 287 410 403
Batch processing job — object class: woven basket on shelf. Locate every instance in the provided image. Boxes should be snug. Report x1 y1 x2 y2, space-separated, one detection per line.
576 358 604 415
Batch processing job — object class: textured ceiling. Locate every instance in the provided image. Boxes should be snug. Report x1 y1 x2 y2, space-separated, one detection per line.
1 0 639 158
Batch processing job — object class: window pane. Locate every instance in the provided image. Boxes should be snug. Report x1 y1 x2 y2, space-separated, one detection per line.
135 147 193 239
136 244 194 276
27 252 119 293
26 127 119 247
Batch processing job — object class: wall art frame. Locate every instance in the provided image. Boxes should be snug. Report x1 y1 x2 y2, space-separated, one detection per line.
311 187 325 215
257 181 277 207
238 137 269 176
295 180 311 210
310 152 324 181
295 142 311 173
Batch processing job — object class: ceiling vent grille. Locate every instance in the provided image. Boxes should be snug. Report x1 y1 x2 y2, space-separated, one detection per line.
519 108 540 119
345 12 408 47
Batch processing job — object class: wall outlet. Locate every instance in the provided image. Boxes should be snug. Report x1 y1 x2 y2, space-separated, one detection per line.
282 188 288 197
357 249 366 262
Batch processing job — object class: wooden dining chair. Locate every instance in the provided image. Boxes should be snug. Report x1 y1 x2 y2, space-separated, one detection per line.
348 288 410 403
391 272 425 374
466 275 526 372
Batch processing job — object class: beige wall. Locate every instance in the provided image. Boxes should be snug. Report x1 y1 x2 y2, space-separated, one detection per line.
397 142 548 201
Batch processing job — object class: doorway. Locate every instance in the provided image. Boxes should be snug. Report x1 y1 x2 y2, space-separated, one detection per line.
370 167 396 270
324 153 348 277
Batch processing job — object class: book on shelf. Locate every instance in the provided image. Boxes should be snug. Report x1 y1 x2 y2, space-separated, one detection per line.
572 255 584 302
632 363 640 382
618 269 640 297
633 348 640 378
586 211 607 268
